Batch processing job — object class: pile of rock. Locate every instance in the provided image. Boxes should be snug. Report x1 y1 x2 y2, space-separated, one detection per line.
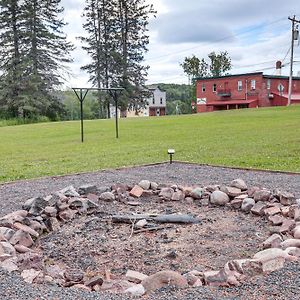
0 178 300 296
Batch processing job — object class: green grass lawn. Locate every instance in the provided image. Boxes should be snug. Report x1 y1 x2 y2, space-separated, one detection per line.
0 106 299 183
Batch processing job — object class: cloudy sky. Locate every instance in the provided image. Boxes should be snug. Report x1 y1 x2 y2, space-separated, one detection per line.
61 0 300 88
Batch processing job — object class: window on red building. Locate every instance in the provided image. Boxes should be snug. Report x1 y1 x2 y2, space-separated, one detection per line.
213 84 217 92
251 80 256 90
202 83 206 92
267 79 271 90
238 80 243 91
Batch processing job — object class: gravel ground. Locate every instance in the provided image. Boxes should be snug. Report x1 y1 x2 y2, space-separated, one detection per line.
0 162 300 300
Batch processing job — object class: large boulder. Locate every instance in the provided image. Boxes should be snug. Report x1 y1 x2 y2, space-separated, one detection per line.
230 179 247 190
210 191 230 206
241 198 255 212
138 180 151 190
141 270 187 292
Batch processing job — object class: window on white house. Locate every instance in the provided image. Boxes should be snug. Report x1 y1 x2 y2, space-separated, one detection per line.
238 80 243 91
267 79 271 90
251 80 256 90
202 83 206 92
213 84 217 92
160 97 163 104
152 96 155 104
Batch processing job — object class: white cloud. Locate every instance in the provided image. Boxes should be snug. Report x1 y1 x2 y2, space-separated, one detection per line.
60 0 300 86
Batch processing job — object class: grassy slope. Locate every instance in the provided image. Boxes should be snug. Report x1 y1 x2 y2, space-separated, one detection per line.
0 106 299 183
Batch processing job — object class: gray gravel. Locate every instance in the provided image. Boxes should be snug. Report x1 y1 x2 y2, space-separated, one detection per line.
0 162 300 300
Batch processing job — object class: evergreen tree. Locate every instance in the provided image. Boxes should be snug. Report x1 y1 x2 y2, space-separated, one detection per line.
80 0 155 117
0 0 23 117
115 0 155 112
80 0 117 118
0 0 74 119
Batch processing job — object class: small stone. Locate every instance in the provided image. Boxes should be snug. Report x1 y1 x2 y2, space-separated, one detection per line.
64 269 84 282
230 198 243 209
59 186 80 197
288 205 300 219
293 226 300 239
14 244 32 253
0 258 18 272
220 186 242 198
129 186 144 198
234 194 249 200
0 234 6 242
0 227 15 240
294 207 300 222
210 191 230 206
13 223 39 238
281 206 290 217
183 272 200 286
253 190 271 202
262 234 283 249
150 182 158 190
135 219 148 229
254 248 297 263
190 188 203 199
138 180 151 190
21 269 41 284
171 191 185 201
227 259 263 277
203 270 229 287
264 206 281 217
17 252 44 270
125 284 145 297
277 219 296 234
280 191 296 206
285 247 300 258
58 209 77 222
99 192 115 202
205 185 220 193
230 179 247 190
247 187 260 198
126 270 148 283
241 198 255 212
0 242 16 258
44 217 60 232
84 275 104 287
9 230 34 248
44 206 57 217
268 215 284 226
141 270 188 292
86 193 99 202
185 197 194 205
251 201 267 216
159 188 174 200
261 257 285 273
78 184 97 195
280 239 300 249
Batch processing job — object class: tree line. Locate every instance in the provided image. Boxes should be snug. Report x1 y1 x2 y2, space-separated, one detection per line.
0 0 155 121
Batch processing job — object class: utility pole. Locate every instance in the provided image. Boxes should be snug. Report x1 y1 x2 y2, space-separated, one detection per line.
288 15 300 106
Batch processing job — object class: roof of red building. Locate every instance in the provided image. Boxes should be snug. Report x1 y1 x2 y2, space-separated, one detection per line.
280 93 300 100
195 72 300 81
207 100 257 106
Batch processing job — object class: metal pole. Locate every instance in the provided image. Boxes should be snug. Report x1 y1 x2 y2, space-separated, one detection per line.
73 88 89 143
288 16 296 106
80 90 84 143
288 16 300 106
115 91 119 139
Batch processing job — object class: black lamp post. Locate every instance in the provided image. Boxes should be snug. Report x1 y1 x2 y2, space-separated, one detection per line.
168 149 175 164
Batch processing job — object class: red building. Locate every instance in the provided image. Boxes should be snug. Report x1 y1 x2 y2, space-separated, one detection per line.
195 72 300 113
